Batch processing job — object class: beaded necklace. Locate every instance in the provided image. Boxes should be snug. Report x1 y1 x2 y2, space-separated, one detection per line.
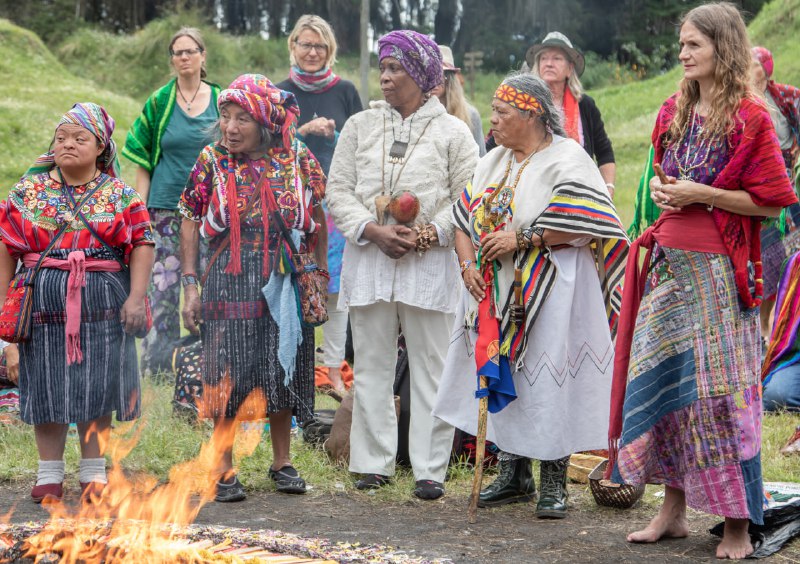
481 146 540 230
676 103 713 180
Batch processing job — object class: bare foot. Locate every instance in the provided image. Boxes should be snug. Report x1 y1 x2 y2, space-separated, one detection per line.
716 518 753 559
327 367 347 393
627 512 690 543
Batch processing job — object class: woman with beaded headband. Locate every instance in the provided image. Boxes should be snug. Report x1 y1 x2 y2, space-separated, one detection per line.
433 73 628 519
607 3 797 559
326 29 478 500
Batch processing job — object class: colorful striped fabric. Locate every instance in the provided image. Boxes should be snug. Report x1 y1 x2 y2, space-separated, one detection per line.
455 168 628 412
122 79 221 173
762 251 800 385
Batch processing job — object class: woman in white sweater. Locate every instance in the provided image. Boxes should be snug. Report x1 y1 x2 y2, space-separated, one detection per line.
326 29 478 500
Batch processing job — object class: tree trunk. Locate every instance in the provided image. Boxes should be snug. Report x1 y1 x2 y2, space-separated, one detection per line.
434 0 458 45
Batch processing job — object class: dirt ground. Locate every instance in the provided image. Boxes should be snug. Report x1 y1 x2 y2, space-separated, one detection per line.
5 480 792 563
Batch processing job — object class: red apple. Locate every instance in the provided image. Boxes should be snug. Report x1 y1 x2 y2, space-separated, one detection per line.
388 190 420 224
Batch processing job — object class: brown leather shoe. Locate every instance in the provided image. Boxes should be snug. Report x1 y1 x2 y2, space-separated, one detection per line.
31 482 63 504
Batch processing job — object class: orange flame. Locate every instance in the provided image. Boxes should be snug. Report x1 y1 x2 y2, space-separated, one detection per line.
18 375 272 563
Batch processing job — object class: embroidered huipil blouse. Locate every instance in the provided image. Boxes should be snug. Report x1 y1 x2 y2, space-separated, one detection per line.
0 173 154 258
179 143 325 253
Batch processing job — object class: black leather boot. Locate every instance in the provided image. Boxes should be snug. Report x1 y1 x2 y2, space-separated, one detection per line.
536 456 569 518
478 456 535 507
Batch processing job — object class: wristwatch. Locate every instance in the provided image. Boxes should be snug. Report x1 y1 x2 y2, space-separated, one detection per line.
181 273 199 287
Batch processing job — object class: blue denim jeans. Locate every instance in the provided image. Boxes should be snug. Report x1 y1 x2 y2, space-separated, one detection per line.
763 362 800 412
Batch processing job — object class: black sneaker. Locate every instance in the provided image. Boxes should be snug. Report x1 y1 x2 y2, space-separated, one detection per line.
215 475 246 502
354 473 391 490
413 480 445 500
268 465 307 494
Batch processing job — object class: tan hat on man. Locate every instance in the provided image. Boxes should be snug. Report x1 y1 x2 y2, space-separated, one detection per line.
525 31 585 77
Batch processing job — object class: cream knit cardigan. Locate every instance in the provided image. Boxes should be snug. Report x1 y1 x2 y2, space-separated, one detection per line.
326 97 478 312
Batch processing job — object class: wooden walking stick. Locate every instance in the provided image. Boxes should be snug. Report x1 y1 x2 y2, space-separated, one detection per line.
468 267 523 523
468 373 488 523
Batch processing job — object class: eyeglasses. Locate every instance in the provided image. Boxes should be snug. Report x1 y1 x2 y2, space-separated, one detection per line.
171 47 203 58
294 41 328 54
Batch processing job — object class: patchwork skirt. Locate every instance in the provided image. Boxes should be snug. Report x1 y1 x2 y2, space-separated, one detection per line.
200 239 314 422
612 246 764 524
19 249 140 425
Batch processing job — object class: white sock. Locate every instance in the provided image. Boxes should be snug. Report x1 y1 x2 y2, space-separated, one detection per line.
36 460 65 486
79 458 107 484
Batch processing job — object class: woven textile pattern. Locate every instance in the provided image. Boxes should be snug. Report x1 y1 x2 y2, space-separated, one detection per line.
613 246 763 524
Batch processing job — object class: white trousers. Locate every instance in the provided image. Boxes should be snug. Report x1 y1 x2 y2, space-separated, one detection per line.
322 292 348 367
348 301 455 482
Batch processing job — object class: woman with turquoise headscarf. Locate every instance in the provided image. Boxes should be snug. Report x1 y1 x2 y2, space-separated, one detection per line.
0 102 155 504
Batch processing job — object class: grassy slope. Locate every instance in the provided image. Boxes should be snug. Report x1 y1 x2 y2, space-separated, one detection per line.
0 20 142 192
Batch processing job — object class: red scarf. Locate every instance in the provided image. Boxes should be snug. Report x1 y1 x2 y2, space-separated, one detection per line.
605 94 797 478
653 95 795 308
562 87 582 145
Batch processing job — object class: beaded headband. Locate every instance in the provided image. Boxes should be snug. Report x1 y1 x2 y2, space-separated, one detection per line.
494 84 543 114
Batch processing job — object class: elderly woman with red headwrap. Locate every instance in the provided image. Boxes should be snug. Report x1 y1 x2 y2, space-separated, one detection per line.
0 103 155 503
750 46 800 342
180 74 326 502
327 30 478 500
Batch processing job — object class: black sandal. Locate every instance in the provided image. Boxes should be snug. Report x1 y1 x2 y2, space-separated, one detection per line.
355 473 391 490
269 465 307 494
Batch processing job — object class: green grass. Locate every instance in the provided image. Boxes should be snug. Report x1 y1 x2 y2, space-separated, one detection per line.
1 380 798 503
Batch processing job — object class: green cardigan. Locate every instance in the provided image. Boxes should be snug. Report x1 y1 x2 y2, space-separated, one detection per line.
122 78 221 173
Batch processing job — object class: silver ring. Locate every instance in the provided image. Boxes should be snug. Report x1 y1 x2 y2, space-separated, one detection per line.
467 285 472 291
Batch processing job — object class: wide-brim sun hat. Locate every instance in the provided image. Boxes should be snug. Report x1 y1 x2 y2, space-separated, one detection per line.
526 31 585 77
438 45 460 72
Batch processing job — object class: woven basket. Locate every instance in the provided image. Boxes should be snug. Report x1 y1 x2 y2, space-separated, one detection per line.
588 459 645 509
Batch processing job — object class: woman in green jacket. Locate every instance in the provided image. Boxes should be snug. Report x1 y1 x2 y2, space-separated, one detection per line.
123 27 220 377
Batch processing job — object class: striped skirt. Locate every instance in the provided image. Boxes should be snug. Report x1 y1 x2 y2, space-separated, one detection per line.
200 238 314 422
19 249 140 425
612 246 764 524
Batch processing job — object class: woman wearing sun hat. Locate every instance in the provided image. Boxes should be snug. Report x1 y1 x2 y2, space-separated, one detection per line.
526 32 616 196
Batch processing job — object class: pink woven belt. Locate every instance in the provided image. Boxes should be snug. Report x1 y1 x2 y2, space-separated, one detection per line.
23 251 122 365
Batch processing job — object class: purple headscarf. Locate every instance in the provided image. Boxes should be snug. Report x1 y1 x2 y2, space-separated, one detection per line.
378 30 443 93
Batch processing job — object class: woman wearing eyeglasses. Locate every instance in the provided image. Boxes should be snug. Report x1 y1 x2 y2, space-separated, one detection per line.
123 28 221 377
278 15 363 392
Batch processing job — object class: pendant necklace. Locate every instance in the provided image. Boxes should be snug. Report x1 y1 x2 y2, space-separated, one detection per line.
388 112 415 164
482 143 543 229
177 80 202 111
676 103 712 181
375 112 433 224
